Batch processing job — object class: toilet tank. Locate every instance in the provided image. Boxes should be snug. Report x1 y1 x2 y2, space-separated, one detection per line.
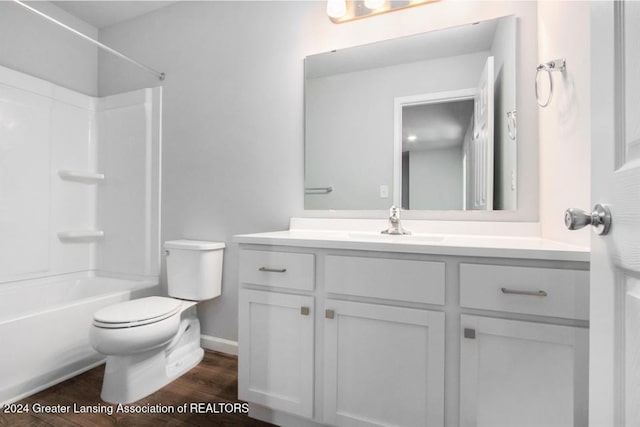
164 240 225 300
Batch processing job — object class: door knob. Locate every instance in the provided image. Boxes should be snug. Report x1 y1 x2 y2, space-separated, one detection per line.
564 204 611 235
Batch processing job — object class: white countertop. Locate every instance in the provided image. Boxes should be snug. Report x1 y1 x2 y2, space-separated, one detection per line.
233 229 590 262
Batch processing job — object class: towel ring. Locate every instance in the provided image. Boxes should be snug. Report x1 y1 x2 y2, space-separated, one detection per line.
535 58 566 107
535 65 553 107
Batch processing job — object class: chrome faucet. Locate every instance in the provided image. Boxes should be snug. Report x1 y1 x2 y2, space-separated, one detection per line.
381 206 410 235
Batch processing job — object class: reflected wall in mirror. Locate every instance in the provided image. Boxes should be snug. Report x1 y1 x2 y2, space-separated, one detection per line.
304 16 517 211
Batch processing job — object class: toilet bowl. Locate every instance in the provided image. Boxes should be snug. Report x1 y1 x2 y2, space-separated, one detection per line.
89 240 224 404
91 296 183 355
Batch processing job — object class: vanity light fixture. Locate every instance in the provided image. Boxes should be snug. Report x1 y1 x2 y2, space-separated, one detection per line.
364 0 385 10
328 0 438 24
327 0 347 19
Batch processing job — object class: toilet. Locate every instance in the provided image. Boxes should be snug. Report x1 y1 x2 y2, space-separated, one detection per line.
89 240 225 404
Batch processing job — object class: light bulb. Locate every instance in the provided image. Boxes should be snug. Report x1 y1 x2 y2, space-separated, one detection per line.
327 0 347 19
364 0 385 10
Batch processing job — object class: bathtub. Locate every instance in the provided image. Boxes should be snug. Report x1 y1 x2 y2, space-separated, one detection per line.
0 273 158 405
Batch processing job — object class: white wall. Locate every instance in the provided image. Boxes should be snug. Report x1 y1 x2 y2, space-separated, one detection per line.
98 1 312 342
97 0 540 343
538 1 591 247
305 52 488 210
409 147 463 210
0 1 98 95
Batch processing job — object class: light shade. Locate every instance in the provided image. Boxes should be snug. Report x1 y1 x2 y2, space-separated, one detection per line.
326 0 347 19
327 0 438 24
364 0 386 10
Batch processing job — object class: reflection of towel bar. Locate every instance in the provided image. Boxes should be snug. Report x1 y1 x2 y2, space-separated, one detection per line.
507 110 517 141
305 186 333 194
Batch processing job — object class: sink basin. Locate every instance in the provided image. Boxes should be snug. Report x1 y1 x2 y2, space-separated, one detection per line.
348 232 445 243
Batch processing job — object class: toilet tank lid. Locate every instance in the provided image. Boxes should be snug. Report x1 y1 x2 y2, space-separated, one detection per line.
164 240 225 250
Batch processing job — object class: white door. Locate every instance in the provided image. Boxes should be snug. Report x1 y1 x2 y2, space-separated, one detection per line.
470 56 494 210
238 289 315 418
459 315 588 427
323 300 445 426
588 2 640 425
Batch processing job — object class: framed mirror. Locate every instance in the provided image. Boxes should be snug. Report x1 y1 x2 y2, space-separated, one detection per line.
304 16 517 211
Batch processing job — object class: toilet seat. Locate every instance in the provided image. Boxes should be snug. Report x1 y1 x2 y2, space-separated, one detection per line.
93 296 182 329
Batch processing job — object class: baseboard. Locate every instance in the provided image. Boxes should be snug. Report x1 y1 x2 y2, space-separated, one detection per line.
249 404 323 427
200 334 238 355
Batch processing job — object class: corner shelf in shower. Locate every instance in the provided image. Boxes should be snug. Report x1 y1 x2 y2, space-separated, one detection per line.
57 230 105 241
58 169 105 184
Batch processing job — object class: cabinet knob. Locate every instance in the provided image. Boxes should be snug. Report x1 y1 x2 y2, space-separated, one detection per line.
300 306 310 316
464 328 476 339
325 309 335 319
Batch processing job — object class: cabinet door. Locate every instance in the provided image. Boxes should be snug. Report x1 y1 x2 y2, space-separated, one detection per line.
460 315 588 427
324 300 445 426
238 289 314 418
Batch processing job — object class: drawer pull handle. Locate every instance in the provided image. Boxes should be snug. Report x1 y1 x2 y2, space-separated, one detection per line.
501 287 548 297
301 306 310 316
258 267 287 273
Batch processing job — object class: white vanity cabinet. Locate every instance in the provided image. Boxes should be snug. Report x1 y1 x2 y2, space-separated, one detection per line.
238 247 447 427
237 249 316 418
459 263 589 427
235 233 589 427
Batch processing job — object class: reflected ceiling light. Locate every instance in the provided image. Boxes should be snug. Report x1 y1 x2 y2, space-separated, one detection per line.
364 0 385 10
327 0 438 24
407 135 417 142
326 0 347 19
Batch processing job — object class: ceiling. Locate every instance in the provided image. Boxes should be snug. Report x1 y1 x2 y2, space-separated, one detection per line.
53 1 176 29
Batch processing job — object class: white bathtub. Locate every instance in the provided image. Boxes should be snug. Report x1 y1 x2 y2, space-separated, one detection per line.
0 273 158 405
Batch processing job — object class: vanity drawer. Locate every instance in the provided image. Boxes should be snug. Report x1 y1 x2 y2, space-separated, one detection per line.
325 255 445 305
460 263 589 320
239 249 315 291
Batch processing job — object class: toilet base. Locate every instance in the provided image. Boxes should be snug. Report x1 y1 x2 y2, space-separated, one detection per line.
100 307 203 404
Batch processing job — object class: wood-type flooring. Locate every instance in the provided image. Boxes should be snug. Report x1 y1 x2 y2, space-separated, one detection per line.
0 350 275 427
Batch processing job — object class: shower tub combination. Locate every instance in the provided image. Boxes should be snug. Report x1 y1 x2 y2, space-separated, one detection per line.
0 64 162 405
0 274 158 405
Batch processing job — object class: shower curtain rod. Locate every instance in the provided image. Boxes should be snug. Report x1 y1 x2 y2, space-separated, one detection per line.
13 0 165 81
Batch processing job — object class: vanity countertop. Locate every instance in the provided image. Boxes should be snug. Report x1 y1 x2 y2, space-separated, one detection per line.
233 230 590 262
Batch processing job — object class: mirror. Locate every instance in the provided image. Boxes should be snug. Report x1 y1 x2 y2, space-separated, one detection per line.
304 16 517 211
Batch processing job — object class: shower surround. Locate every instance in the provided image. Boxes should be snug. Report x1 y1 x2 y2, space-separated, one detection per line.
0 65 161 404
